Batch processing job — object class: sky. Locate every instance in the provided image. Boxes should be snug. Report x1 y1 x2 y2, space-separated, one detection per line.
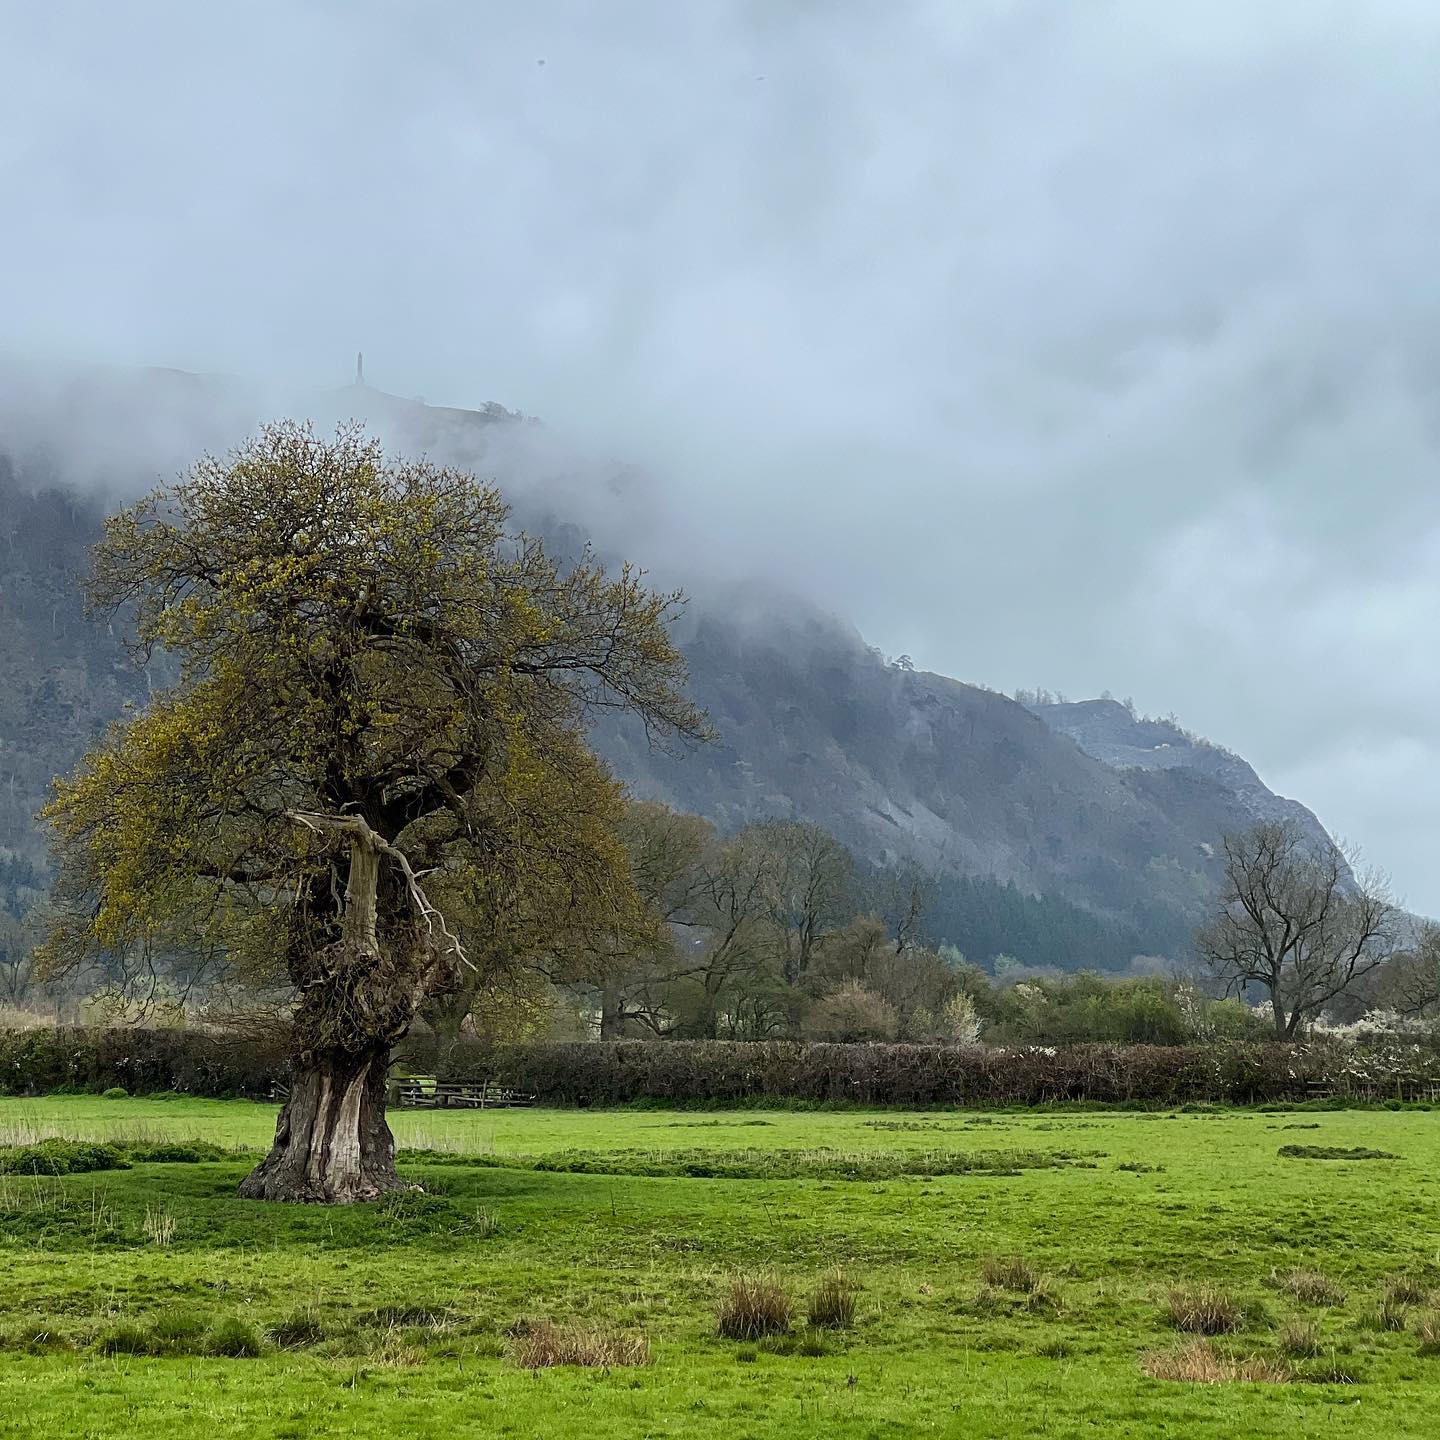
4 2 1440 909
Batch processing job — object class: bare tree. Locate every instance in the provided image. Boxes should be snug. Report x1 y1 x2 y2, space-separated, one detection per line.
755 820 855 985
1195 821 1397 1037
1380 922 1440 1019
0 911 37 1008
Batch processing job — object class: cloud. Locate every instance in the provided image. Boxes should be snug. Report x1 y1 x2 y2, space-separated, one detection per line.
5 2 1440 905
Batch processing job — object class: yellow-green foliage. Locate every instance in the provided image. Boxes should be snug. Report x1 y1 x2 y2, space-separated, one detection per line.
40 423 704 1028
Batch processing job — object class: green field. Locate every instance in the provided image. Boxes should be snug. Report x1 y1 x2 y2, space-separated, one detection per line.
1 1097 1438 1437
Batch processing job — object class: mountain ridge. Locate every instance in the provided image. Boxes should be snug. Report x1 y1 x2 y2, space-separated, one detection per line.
0 369 1343 967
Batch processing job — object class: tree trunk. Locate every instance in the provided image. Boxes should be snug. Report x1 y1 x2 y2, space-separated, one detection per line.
599 980 627 1040
238 1044 406 1203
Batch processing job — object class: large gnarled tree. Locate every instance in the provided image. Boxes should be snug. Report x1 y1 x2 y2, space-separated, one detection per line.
43 423 703 1202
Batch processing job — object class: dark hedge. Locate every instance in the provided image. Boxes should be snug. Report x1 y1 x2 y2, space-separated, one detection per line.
477 1040 1325 1106
0 1025 290 1099
3 1029 1434 1107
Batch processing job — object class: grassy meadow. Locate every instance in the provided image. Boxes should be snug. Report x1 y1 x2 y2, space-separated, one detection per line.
1 1097 1438 1436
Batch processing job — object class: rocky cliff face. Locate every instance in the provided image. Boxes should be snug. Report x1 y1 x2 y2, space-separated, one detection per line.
0 371 1343 964
1030 697 1335 850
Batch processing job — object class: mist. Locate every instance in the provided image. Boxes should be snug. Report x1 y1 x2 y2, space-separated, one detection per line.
4 3 1440 908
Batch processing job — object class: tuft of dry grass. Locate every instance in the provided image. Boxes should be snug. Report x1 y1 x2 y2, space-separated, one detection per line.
1162 1287 1243 1336
142 1202 177 1248
1143 1339 1289 1384
507 1321 650 1369
1275 1320 1321 1358
980 1254 1042 1294
1384 1274 1430 1307
718 1274 792 1341
807 1270 857 1330
1413 1310 1440 1356
1268 1268 1345 1307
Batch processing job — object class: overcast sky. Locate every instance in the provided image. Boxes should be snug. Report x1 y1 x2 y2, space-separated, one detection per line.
5 2 1440 908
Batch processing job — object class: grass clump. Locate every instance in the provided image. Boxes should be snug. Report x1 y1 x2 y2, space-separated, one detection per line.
980 1254 1043 1294
718 1274 792 1340
151 1311 207 1348
1277 1145 1398 1161
1384 1274 1430 1307
1294 1354 1362 1384
507 1321 650 1369
1413 1311 1440 1356
807 1269 857 1330
1275 1320 1321 1358
1162 1287 1243 1336
759 1327 830 1358
206 1316 264 1358
270 1308 327 1349
6 1319 73 1353
99 1323 153 1356
101 1087 128 1100
524 1145 1076 1182
1267 1267 1345 1307
1142 1338 1289 1384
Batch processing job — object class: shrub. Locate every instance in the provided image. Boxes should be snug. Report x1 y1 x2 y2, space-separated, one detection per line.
980 1254 1042 1294
804 982 899 1044
807 1270 857 1330
0 1024 290 1099
718 1275 792 1340
1268 1268 1345 1307
0 1139 129 1176
1142 1339 1288 1383
127 1141 231 1164
207 1317 264 1358
507 1322 649 1369
101 1086 128 1100
16 1028 1440 1106
1163 1288 1243 1336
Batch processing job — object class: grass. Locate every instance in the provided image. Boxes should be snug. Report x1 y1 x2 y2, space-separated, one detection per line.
717 1273 792 1339
806 1269 857 1329
1277 1144 1400 1161
1268 1266 1346 1307
1142 1338 1290 1384
0 1098 1439 1435
1162 1287 1244 1335
508 1320 650 1369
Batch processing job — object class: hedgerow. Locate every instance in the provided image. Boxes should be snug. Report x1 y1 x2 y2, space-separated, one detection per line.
6 1028 1440 1107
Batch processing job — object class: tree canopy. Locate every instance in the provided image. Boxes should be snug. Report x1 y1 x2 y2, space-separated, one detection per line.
43 423 705 1200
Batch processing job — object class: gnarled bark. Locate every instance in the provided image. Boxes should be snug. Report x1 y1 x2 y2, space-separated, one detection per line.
239 813 464 1203
238 1043 403 1203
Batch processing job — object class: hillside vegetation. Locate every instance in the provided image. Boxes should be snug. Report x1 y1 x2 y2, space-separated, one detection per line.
0 373 1341 970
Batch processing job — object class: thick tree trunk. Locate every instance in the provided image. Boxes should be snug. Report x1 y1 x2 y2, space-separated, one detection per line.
238 1044 406 1203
